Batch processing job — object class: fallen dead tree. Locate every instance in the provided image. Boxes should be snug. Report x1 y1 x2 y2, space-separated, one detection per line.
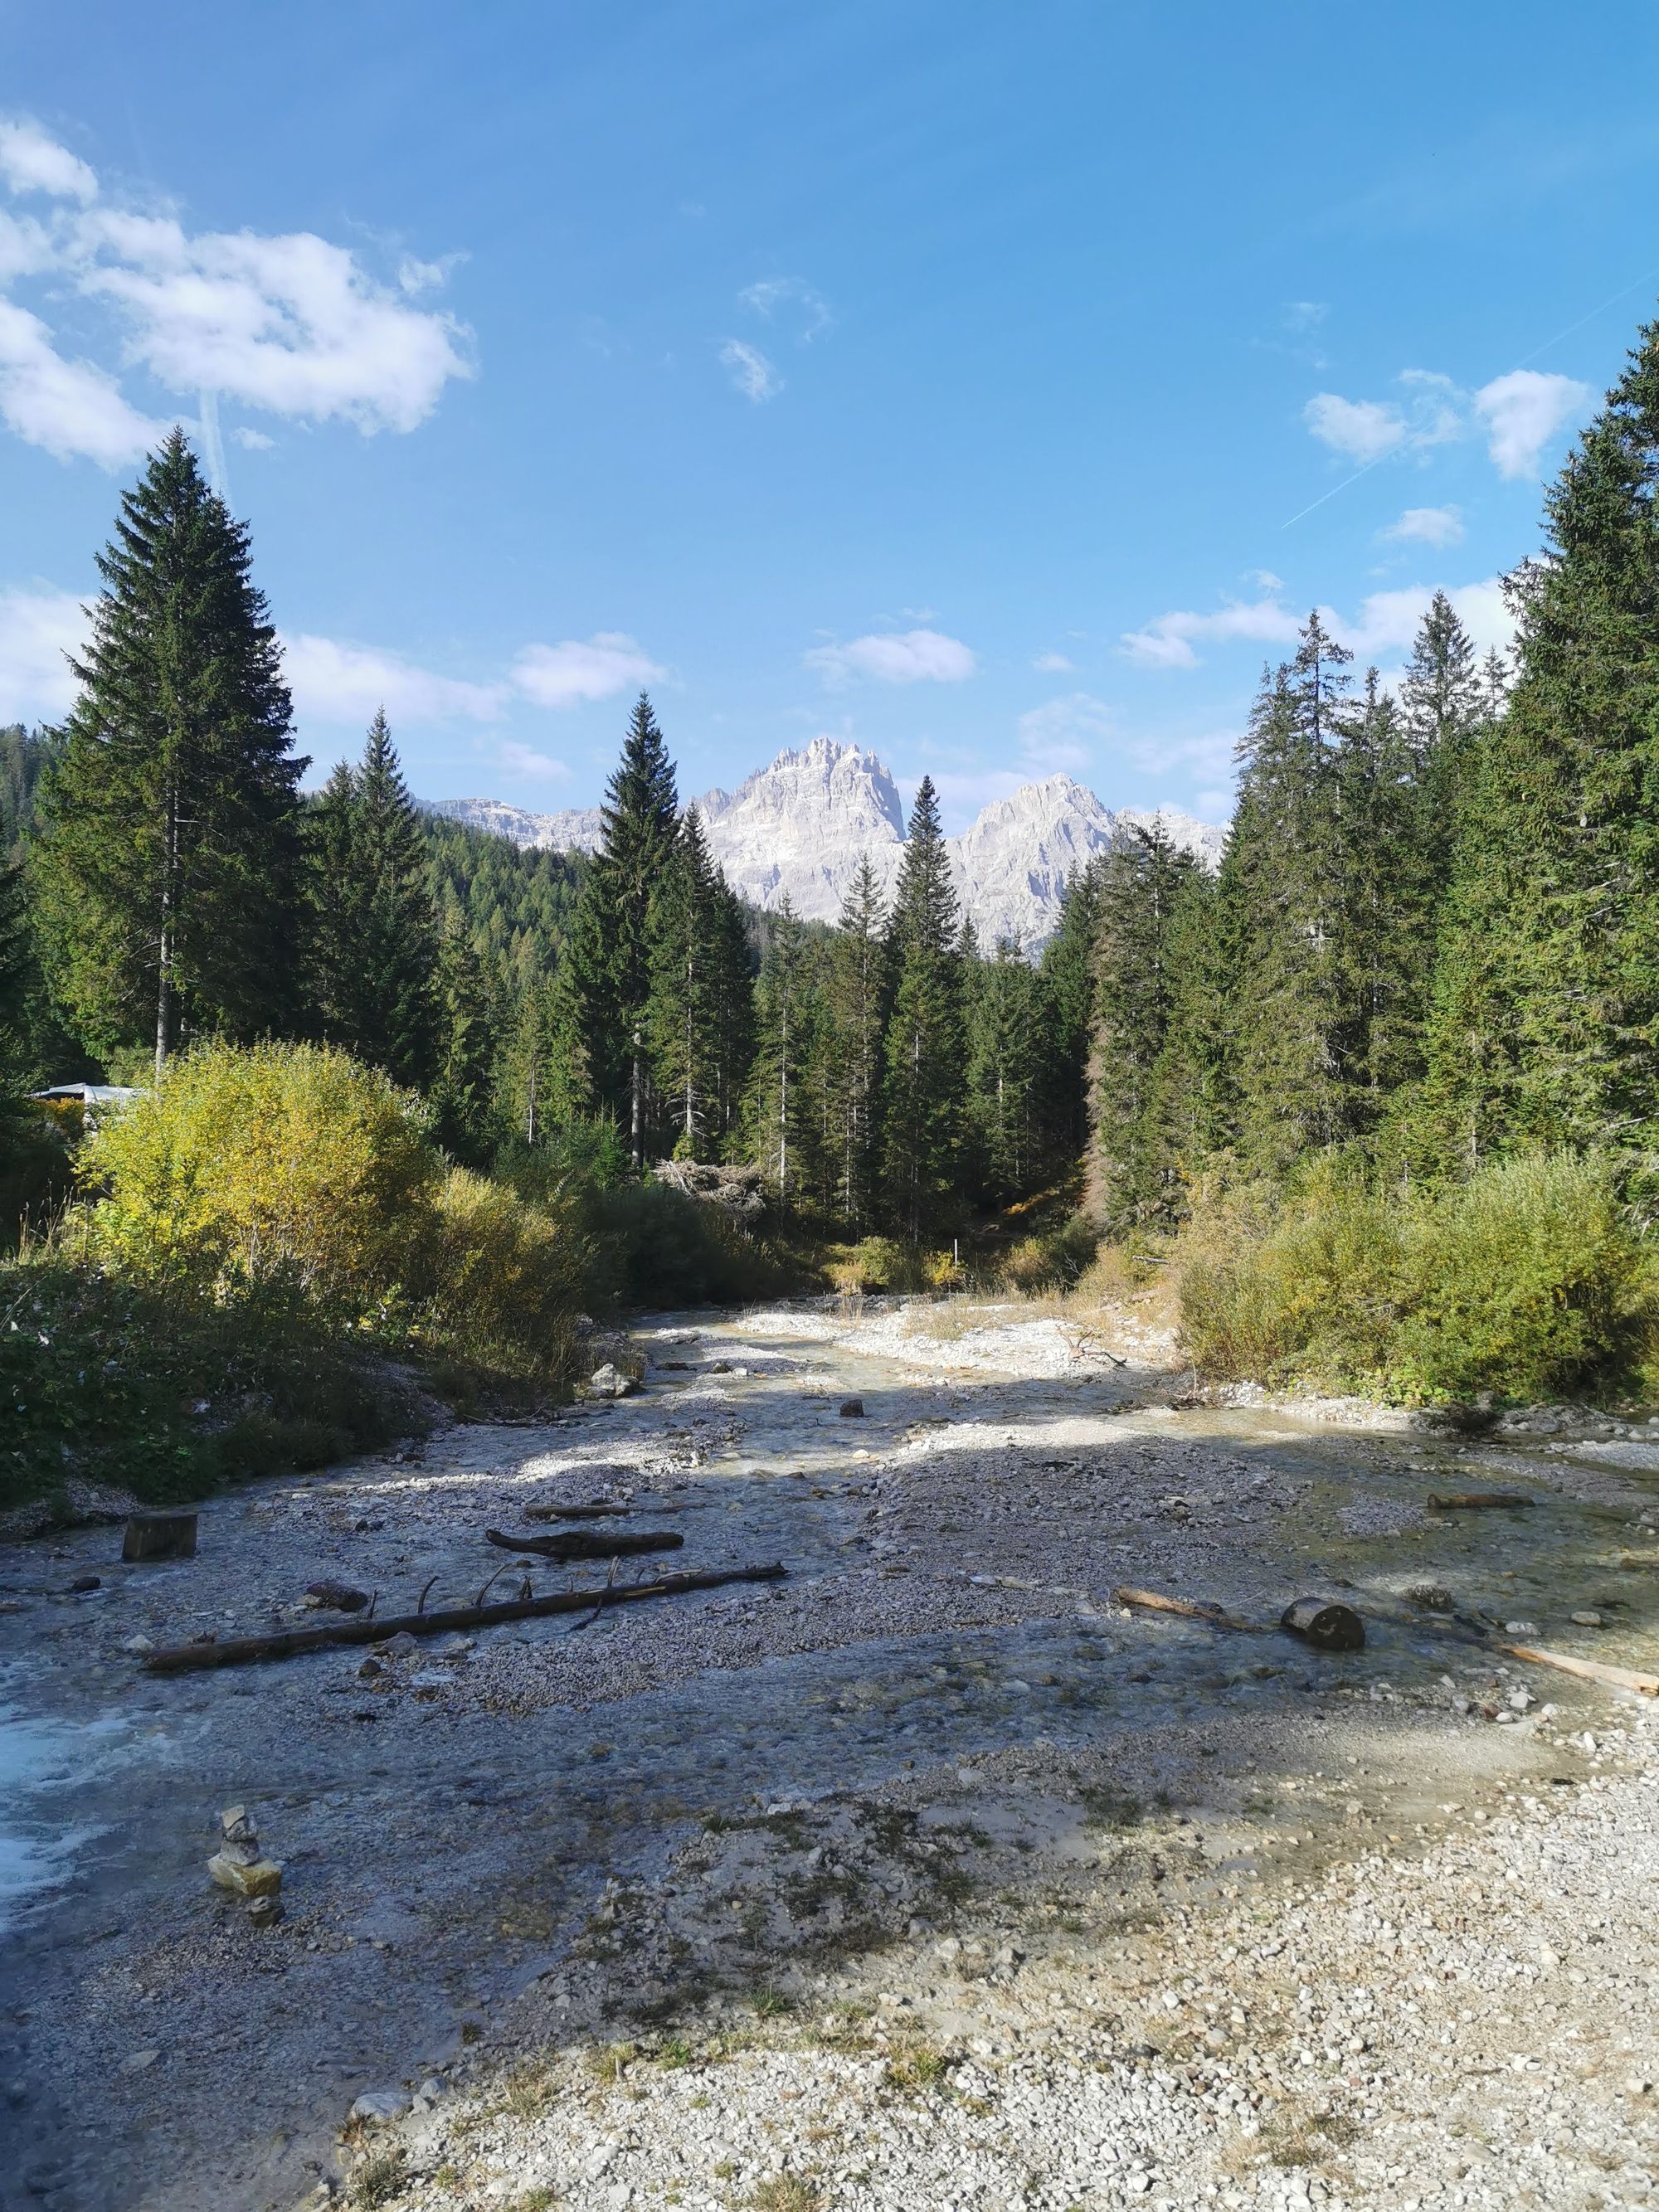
140 1561 786 1674
1492 1639 1659 1695
1426 1491 1534 1510
484 1525 684 1562
1113 1585 1261 1631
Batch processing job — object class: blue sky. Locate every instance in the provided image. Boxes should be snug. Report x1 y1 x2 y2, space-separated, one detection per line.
1 1 1657 831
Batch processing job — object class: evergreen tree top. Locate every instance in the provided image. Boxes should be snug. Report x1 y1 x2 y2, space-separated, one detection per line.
598 693 679 853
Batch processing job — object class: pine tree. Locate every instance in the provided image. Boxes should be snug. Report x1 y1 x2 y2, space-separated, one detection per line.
966 936 1044 1206
647 808 727 1157
32 431 305 1073
1089 825 1204 1229
1409 314 1659 1173
309 710 440 1087
744 896 820 1199
1399 591 1486 893
557 695 679 1163
1224 618 1353 1174
1335 670 1438 1130
822 857 888 1224
427 909 497 1162
1038 854 1107 1156
880 776 966 1237
708 869 755 1155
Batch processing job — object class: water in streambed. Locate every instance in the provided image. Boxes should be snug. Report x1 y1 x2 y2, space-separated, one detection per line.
1 1296 1656 2212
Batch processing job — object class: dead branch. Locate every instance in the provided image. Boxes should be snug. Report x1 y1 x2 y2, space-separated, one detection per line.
140 1561 788 1674
1426 1491 1535 1510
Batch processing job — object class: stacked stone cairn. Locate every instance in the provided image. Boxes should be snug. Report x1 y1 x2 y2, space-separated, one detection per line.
207 1804 284 1924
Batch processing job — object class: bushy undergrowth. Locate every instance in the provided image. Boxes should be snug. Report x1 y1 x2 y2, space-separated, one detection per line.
0 1253 409 1515
0 1041 596 1513
1176 1150 1657 1403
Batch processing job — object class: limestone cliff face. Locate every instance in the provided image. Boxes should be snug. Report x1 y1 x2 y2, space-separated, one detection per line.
427 738 1225 949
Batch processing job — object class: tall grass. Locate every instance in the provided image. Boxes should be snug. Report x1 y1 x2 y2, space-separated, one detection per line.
1176 1150 1656 1403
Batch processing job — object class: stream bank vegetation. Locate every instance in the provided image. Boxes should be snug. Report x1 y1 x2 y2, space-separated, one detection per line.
7 307 1659 1508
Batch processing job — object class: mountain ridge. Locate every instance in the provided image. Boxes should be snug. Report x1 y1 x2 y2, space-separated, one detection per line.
426 736 1226 948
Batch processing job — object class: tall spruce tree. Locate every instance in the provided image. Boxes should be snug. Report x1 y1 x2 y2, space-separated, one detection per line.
822 857 888 1224
32 432 305 1073
1039 853 1107 1155
744 896 820 1198
1089 825 1203 1229
648 808 728 1157
557 695 679 1162
966 936 1044 1207
308 710 440 1087
1409 314 1659 1173
427 908 497 1162
880 776 966 1237
1224 616 1353 1174
1335 670 1438 1130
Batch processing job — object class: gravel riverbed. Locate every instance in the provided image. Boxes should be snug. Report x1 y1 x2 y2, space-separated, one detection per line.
2 1294 1657 2212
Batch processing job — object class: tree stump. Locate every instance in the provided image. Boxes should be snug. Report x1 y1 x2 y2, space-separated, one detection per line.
123 1512 197 1563
1280 1597 1365 1651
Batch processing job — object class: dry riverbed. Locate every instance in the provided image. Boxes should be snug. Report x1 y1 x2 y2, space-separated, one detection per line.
2 1293 1658 2212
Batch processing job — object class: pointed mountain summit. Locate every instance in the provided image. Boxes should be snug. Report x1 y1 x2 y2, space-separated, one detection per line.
427 737 1224 949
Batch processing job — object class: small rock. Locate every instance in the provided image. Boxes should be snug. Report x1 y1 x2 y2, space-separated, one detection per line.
349 2088 411 2124
586 1364 640 1400
118 2049 159 2074
356 1656 387 1681
416 2076 445 2102
1571 1610 1604 1627
248 1894 284 1929
304 1581 370 1613
1504 1621 1540 1636
208 1852 283 1899
839 1399 865 1418
376 1631 419 1659
121 1634 153 1653
67 1576 100 1595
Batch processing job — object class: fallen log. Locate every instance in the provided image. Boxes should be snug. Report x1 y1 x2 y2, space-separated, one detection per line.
140 1561 786 1674
484 1525 684 1563
523 1502 635 1521
1280 1597 1366 1652
1426 1491 1534 1510
1112 1585 1261 1632
1492 1639 1659 1697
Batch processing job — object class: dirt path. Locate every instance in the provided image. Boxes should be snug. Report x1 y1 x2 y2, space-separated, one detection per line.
2 1296 1657 2212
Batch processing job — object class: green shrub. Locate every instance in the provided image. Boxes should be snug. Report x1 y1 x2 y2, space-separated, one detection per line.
0 1251 408 1514
80 1040 435 1310
411 1166 587 1374
996 1212 1100 1294
1176 1150 1655 1404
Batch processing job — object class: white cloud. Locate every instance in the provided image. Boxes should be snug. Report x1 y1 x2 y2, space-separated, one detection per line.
719 338 781 402
1473 369 1589 479
0 119 96 202
1120 595 1301 669
806 628 978 685
1326 576 1512 663
1306 364 1585 484
1283 301 1326 332
1031 650 1075 673
231 425 273 450
499 740 570 781
80 219 471 434
0 299 163 464
1247 568 1284 591
0 582 85 717
0 119 472 464
1381 504 1464 547
738 276 832 342
281 633 508 725
1303 391 1410 464
510 631 665 708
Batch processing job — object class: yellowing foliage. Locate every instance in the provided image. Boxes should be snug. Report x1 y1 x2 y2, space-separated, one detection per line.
80 1040 437 1309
